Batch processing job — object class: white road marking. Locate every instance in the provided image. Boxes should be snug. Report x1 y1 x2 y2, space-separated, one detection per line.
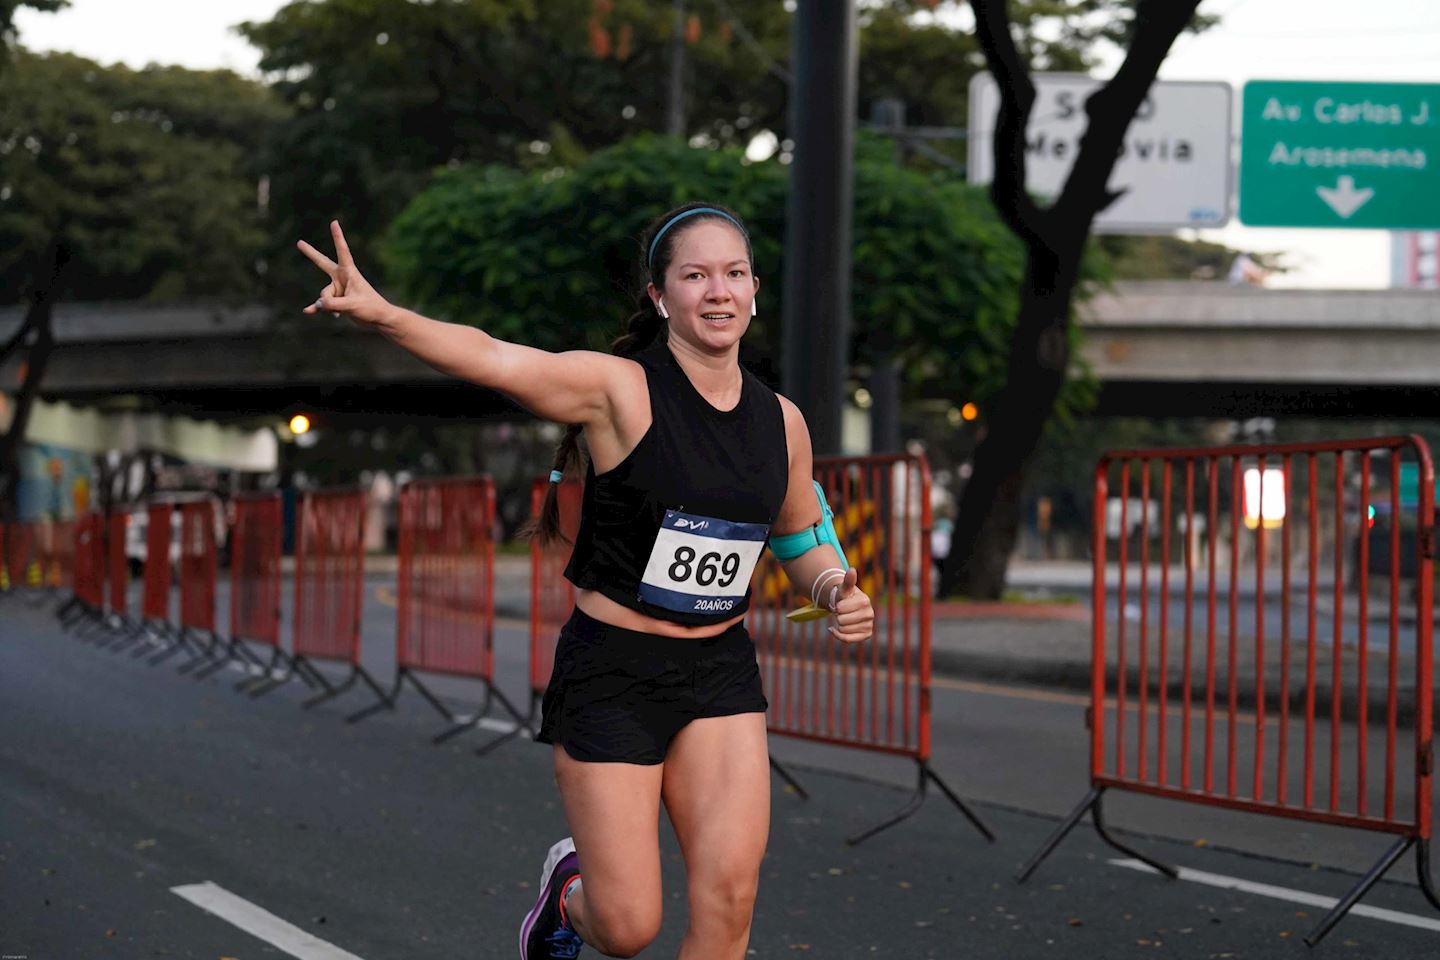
1108 858 1440 932
171 881 369 959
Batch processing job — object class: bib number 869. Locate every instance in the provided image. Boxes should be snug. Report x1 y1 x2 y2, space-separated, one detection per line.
668 546 742 588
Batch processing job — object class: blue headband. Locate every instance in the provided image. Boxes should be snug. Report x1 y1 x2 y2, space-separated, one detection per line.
647 207 747 272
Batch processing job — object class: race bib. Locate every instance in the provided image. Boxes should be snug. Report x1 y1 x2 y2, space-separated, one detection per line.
638 510 770 615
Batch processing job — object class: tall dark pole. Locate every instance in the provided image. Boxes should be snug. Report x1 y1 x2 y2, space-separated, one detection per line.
868 98 906 455
781 0 857 456
667 0 686 136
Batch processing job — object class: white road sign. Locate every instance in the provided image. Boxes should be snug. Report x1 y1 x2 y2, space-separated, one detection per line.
968 74 1233 232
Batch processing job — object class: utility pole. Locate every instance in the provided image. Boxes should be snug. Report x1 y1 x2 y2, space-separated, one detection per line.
868 98 906 455
667 0 686 137
781 1 858 455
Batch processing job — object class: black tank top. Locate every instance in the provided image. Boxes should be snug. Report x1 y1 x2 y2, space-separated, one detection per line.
564 340 790 626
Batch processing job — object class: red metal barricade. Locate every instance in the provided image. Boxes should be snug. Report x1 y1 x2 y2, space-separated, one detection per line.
178 500 217 635
289 489 385 707
2 521 39 590
1019 435 1438 944
106 512 129 616
396 477 496 677
141 503 173 623
750 454 932 758
3 522 21 592
746 453 988 843
46 519 76 590
350 476 527 742
230 493 283 647
73 513 104 609
528 478 581 713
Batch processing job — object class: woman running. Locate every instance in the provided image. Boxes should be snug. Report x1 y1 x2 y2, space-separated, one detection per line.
298 203 874 959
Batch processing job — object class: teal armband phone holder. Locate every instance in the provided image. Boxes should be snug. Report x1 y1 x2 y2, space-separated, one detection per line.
768 481 849 569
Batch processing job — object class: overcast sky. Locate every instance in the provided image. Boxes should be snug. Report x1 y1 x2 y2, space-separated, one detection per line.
15 0 1439 289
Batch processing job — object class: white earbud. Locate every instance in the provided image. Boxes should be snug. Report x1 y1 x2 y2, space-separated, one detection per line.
656 298 669 319
751 300 757 317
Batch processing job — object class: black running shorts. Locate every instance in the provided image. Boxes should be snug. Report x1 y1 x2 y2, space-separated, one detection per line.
537 608 769 765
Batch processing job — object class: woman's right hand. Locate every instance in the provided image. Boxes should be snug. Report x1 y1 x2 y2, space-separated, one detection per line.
297 220 394 330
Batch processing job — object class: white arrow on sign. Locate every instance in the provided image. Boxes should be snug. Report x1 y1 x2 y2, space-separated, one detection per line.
1316 175 1374 219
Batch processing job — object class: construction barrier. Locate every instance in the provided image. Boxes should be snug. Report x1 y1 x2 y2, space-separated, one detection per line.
106 512 129 618
231 494 284 648
747 452 990 844
141 503 173 624
527 478 581 721
2 521 40 590
1018 435 1438 944
350 477 525 746
275 489 384 707
45 519 76 590
55 513 107 633
178 500 218 636
75 513 105 609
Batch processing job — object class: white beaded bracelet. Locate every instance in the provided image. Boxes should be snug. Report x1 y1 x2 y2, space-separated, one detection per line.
811 567 846 612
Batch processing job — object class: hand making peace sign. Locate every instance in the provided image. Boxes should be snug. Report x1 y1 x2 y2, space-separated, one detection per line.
297 220 393 328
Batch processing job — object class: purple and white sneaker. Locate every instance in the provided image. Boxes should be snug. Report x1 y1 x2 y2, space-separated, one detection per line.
519 837 583 960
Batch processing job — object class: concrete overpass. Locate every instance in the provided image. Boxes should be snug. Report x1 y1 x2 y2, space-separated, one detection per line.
2 281 1438 423
1078 281 1440 416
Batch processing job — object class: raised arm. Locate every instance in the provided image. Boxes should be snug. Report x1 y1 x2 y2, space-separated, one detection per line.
772 396 874 644
297 220 635 428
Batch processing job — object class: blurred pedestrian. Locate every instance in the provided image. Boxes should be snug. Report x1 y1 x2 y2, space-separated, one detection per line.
1227 251 1268 286
298 206 874 960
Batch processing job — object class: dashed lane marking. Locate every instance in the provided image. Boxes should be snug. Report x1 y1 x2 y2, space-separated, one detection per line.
1109 858 1440 933
171 881 370 959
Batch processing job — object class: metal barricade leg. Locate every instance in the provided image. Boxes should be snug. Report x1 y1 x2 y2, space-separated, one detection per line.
1090 788 1177 879
176 629 224 674
769 756 810 801
345 669 405 724
245 652 319 698
234 647 285 692
845 760 995 847
191 635 269 681
1420 839 1440 913
1304 837 1413 946
471 686 533 756
1015 785 1177 883
301 662 387 710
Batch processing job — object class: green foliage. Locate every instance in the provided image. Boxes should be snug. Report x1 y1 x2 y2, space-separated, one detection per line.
0 51 287 303
385 135 786 356
0 0 67 63
246 0 1205 298
386 135 1050 414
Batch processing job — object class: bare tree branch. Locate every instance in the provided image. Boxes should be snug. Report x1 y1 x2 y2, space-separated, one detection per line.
0 313 34 368
1053 0 1204 226
968 0 1046 246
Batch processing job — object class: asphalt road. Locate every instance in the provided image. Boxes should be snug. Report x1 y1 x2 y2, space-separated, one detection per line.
3 590 1438 959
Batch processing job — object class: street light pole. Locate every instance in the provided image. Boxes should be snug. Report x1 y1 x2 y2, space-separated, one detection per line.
667 0 686 137
781 1 858 455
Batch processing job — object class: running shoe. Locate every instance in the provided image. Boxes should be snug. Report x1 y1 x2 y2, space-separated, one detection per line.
519 836 583 959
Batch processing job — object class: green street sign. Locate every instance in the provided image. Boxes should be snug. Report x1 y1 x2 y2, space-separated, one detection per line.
1240 81 1440 228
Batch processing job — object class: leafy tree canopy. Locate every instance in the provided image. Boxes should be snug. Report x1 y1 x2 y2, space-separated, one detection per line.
0 50 287 303
383 134 1085 415
0 0 67 63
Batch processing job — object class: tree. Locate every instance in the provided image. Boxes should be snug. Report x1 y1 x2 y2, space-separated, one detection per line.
0 0 66 66
941 0 1208 599
384 134 1025 411
243 0 1165 299
0 51 285 518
